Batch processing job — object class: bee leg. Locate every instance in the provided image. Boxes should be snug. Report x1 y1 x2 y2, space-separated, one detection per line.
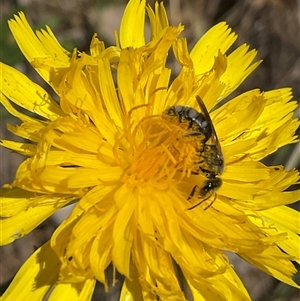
187 185 198 200
187 185 213 210
202 193 217 210
184 131 203 137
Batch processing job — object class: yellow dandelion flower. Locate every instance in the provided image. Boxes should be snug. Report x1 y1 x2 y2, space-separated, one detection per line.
1 0 299 300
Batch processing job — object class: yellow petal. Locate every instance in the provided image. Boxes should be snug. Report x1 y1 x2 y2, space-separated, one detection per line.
251 190 300 209
8 12 70 85
146 2 169 39
0 92 47 125
240 246 299 288
113 185 136 278
118 25 183 115
120 0 146 48
0 139 36 156
222 161 269 182
219 45 261 99
222 138 257 159
219 182 257 200
0 242 60 300
214 90 266 140
0 188 35 217
90 222 114 288
247 207 300 261
50 184 115 260
0 188 72 245
13 158 122 193
132 230 185 297
196 51 227 111
5 121 44 142
119 263 144 301
0 62 63 120
261 206 300 234
48 279 95 301
97 57 123 128
246 88 299 159
70 202 117 274
190 22 237 75
186 259 251 301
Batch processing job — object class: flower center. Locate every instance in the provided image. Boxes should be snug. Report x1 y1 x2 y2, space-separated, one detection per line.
115 107 202 191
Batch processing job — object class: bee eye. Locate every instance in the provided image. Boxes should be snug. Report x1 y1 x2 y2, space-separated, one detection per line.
200 120 208 128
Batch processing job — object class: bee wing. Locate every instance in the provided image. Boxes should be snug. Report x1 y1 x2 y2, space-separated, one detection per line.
196 96 223 158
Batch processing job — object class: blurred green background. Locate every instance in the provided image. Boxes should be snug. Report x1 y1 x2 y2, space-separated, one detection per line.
1 0 299 300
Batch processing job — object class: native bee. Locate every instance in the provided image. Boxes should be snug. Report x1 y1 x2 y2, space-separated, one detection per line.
163 96 224 210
